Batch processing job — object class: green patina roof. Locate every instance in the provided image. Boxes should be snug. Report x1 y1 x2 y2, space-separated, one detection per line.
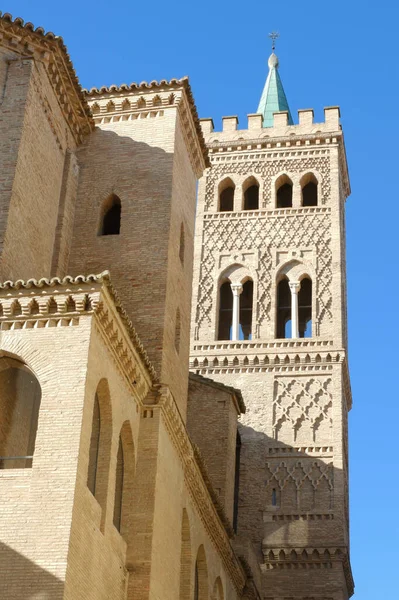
257 53 293 128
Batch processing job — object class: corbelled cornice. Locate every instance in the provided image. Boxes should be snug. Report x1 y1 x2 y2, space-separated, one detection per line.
0 12 93 144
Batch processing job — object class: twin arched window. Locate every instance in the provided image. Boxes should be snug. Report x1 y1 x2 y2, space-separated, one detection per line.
218 177 259 212
277 276 312 339
99 194 121 236
276 173 319 208
217 279 253 341
0 358 41 469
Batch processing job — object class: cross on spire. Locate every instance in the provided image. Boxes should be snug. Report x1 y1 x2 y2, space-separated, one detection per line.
268 31 279 52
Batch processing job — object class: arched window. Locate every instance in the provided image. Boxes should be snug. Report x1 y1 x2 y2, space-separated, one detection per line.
99 194 121 236
218 281 233 340
218 178 235 212
113 421 135 539
113 436 124 532
277 277 291 338
194 546 208 600
179 509 191 599
298 277 312 337
276 175 293 208
213 577 224 600
239 280 253 340
87 393 101 495
0 357 41 469
301 174 318 206
175 308 181 353
87 379 112 530
179 222 185 265
243 177 259 210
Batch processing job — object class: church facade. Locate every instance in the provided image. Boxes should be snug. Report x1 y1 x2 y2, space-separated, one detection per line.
0 12 353 600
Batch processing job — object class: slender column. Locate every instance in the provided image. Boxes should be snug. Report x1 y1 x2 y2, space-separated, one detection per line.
230 283 243 341
289 281 301 338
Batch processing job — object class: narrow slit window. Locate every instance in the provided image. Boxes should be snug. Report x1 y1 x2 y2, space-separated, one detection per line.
113 436 124 532
87 394 101 495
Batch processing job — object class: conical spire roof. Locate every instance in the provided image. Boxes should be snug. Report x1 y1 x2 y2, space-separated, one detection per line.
257 52 293 127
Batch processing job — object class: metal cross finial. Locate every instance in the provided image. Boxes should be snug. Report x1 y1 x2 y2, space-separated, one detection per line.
269 31 280 52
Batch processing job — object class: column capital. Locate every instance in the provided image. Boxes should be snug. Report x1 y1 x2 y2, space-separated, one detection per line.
288 281 301 294
230 283 243 296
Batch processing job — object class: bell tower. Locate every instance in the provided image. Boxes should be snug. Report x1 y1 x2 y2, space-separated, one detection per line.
190 47 354 599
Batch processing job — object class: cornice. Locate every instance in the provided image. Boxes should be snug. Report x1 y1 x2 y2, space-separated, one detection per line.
261 546 354 597
85 76 209 172
207 131 341 154
0 271 157 384
0 12 93 144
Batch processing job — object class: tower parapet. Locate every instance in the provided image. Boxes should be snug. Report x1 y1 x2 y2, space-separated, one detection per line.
190 49 354 599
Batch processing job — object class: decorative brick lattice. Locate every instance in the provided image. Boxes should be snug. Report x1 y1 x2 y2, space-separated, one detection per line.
195 212 332 336
265 458 333 512
273 377 333 445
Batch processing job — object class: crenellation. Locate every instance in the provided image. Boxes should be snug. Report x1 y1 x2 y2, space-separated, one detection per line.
247 113 263 130
222 115 239 131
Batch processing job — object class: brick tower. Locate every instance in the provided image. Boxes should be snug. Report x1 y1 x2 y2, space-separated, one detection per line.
190 49 354 599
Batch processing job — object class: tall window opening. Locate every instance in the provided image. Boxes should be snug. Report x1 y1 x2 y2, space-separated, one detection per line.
218 178 235 212
233 431 241 533
194 546 208 600
175 308 181 353
298 277 312 338
179 509 191 600
194 562 199 600
277 278 291 338
99 194 121 235
113 436 124 532
113 421 135 540
0 358 41 469
218 281 233 340
87 394 101 495
179 222 185 265
301 174 318 206
239 280 253 340
87 379 112 531
276 176 293 208
243 178 259 210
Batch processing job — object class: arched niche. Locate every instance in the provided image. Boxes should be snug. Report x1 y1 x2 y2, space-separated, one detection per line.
0 356 41 469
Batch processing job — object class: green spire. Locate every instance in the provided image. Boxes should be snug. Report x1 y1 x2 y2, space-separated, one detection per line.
257 52 293 127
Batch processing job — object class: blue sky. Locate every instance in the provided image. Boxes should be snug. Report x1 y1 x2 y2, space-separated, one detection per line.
5 1 399 597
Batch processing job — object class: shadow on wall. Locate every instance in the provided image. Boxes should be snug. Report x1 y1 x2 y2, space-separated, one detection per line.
0 542 63 599
66 129 178 373
234 420 350 596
